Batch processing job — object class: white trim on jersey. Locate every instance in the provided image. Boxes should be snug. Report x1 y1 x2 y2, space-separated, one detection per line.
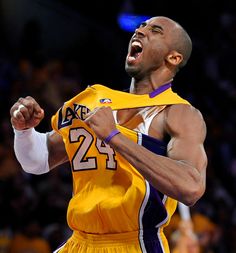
138 180 150 253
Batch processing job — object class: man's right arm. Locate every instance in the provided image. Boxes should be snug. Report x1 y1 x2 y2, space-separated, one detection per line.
47 130 68 169
10 96 68 174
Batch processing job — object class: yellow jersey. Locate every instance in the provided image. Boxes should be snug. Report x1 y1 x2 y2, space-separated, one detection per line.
51 84 190 253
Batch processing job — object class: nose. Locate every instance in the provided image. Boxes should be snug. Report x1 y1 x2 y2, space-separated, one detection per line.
134 27 145 37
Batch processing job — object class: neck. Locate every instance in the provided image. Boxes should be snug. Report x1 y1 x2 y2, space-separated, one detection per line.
129 77 173 95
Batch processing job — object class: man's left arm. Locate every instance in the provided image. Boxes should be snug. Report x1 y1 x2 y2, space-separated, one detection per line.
84 105 207 206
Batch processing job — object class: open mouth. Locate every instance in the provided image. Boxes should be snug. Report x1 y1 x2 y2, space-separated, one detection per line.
127 41 143 63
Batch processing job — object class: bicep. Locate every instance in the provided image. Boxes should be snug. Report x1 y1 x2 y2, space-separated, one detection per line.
166 105 208 174
167 136 207 173
47 130 68 169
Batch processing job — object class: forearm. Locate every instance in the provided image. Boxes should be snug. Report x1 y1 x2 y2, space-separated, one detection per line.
47 131 69 169
14 128 50 174
109 133 202 205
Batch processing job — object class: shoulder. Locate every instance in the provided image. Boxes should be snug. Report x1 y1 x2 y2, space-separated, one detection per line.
164 104 206 140
165 104 204 122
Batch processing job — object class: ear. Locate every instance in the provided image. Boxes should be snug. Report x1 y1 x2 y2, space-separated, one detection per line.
165 51 183 66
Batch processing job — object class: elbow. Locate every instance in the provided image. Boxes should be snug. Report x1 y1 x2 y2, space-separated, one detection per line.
181 182 205 207
181 167 206 206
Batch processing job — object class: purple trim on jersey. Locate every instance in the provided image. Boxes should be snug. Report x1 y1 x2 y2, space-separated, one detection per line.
142 184 167 252
141 134 166 155
139 134 168 252
143 184 167 229
149 83 172 98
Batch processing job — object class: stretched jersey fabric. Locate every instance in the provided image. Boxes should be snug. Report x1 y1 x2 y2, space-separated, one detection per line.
51 84 190 253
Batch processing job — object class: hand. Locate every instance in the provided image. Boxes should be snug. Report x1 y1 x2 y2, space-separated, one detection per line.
84 106 117 140
10 96 44 130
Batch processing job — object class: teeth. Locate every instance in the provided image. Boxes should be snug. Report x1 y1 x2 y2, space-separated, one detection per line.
132 41 142 48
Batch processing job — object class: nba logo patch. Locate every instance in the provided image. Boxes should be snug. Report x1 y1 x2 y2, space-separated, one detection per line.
100 98 112 104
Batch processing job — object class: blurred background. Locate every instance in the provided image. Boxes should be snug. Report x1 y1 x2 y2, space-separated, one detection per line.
0 0 236 252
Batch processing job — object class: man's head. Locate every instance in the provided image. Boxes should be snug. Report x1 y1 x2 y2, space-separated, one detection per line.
125 16 192 80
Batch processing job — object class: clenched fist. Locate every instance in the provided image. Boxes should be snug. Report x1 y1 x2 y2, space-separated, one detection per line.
10 96 44 130
84 106 117 141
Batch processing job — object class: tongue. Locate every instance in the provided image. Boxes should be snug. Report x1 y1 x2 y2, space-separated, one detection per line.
134 52 141 59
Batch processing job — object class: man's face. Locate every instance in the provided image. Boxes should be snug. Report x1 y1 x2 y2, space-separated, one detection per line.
125 17 173 78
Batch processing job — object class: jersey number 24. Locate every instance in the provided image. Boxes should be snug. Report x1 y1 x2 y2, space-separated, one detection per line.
70 127 117 171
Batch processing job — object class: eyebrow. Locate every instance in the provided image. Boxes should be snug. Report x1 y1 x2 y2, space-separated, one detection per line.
140 22 164 31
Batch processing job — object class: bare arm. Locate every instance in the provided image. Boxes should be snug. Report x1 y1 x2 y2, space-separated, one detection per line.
85 105 207 206
47 130 68 169
163 104 207 204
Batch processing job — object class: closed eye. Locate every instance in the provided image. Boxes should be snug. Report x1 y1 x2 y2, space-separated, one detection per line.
151 25 164 34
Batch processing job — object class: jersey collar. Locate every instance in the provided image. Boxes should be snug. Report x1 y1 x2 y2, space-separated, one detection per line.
149 82 172 98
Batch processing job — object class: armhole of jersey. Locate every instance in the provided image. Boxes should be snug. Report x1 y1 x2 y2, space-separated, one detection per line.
112 110 118 124
143 112 158 135
144 106 166 135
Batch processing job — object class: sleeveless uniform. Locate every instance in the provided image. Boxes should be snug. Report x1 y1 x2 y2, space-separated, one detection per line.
51 84 190 253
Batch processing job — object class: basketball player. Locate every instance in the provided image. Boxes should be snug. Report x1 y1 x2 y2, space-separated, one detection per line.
10 16 207 253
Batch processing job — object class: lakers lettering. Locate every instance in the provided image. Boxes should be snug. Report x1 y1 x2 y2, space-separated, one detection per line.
58 103 90 129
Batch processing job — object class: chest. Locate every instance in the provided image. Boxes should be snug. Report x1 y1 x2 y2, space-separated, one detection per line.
113 106 166 140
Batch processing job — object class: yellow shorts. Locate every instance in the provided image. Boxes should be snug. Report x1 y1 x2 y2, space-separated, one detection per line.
54 230 140 253
54 230 168 253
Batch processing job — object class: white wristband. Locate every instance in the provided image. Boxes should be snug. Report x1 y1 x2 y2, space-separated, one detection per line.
14 127 50 175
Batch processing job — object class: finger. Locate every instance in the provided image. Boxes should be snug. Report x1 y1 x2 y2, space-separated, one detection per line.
14 97 44 120
12 104 30 123
10 98 33 120
10 101 23 117
84 114 92 126
25 96 43 114
13 104 24 118
16 96 42 116
84 107 101 122
84 110 93 120
33 108 44 119
11 116 28 130
11 108 28 130
17 103 33 121
84 107 101 118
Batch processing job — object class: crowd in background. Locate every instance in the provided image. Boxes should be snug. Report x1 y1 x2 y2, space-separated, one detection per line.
0 0 236 252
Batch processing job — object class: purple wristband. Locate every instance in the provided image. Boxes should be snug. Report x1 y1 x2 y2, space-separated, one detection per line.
104 129 120 144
